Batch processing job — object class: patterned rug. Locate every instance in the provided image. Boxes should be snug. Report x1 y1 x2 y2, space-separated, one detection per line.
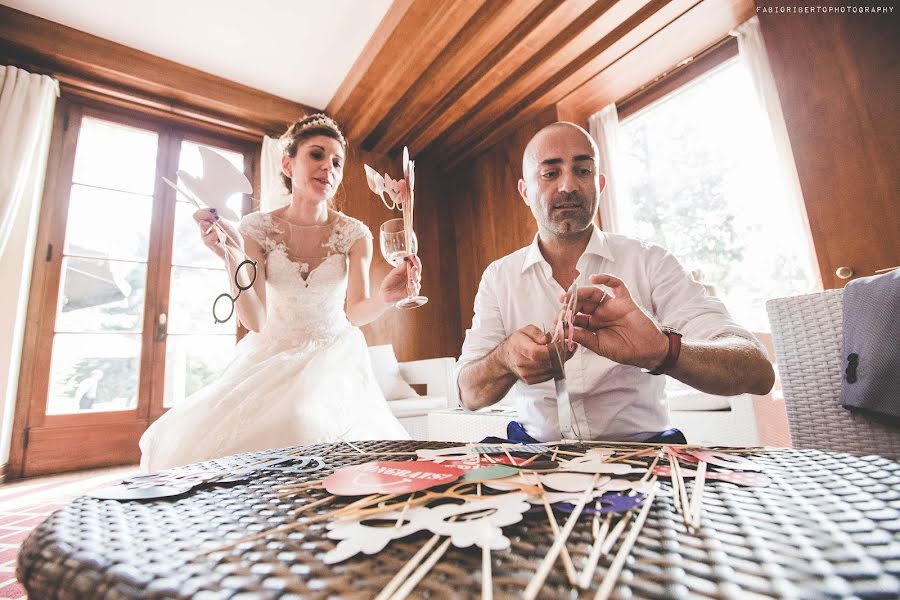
0 466 139 599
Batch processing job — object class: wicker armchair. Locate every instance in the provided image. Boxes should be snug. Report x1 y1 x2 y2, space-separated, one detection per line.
766 289 900 459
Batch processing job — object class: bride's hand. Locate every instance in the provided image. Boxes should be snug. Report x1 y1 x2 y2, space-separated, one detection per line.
193 208 241 260
380 255 422 305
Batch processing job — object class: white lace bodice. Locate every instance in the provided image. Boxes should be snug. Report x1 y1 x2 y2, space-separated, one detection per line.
239 211 372 342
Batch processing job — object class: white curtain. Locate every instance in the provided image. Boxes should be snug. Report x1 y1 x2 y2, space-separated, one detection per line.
588 103 631 233
260 134 290 212
0 66 58 465
732 16 821 287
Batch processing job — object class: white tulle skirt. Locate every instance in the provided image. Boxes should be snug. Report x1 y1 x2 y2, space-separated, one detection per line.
139 325 409 472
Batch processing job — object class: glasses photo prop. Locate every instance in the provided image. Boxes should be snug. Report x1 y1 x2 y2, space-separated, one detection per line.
162 145 256 324
364 147 428 309
213 259 257 323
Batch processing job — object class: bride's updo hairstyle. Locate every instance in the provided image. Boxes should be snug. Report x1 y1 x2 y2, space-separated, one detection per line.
279 113 347 194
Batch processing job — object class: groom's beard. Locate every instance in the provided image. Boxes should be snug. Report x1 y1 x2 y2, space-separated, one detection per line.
543 190 595 235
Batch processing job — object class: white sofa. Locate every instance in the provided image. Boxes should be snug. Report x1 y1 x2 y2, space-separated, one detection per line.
368 345 458 439
427 377 761 446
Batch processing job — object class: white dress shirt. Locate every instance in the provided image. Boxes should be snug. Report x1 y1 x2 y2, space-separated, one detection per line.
456 226 760 443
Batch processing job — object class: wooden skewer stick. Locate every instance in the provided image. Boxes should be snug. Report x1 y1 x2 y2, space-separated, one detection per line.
672 453 691 524
599 512 633 555
606 448 656 463
523 473 600 600
667 449 689 523
394 494 414 528
641 454 661 482
275 479 323 491
528 474 578 586
343 439 366 454
291 494 337 515
481 524 493 600
579 511 613 589
389 537 453 600
594 480 659 600
517 454 542 467
688 460 707 529
373 533 442 600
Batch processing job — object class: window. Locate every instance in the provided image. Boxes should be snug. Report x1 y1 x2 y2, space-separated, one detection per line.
618 57 818 331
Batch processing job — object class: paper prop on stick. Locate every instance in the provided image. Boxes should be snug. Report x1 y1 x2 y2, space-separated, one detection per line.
324 511 426 564
178 146 250 221
549 281 581 439
162 146 256 323
364 147 427 309
324 461 464 496
403 493 532 551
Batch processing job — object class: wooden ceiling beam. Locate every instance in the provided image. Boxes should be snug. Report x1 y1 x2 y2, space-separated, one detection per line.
327 0 489 145
428 0 665 164
366 0 549 155
401 0 599 158
444 0 692 168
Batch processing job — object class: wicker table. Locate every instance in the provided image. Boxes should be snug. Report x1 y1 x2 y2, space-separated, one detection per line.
18 441 900 599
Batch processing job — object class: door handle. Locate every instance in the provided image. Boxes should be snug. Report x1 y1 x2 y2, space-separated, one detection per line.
156 313 168 341
835 266 854 280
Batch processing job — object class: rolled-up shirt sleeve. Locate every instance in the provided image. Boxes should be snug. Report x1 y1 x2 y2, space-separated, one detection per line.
455 261 509 394
646 247 765 355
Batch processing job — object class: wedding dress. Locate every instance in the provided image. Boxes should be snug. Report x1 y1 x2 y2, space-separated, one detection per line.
140 210 410 471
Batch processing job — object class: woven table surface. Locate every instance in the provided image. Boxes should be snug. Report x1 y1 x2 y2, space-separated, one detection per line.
17 441 900 599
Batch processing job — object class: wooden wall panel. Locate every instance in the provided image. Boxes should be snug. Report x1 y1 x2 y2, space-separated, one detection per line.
450 106 559 340
758 9 900 288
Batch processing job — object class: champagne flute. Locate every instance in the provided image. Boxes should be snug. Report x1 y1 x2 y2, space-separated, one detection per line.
379 218 427 309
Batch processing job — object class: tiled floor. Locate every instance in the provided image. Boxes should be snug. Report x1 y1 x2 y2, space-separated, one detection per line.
0 465 139 599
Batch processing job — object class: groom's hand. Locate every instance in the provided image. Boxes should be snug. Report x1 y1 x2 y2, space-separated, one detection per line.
500 325 559 385
566 274 669 370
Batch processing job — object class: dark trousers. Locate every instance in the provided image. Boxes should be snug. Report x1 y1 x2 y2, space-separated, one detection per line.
480 421 688 445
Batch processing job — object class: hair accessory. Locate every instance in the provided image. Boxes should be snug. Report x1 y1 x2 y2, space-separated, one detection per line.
289 113 345 147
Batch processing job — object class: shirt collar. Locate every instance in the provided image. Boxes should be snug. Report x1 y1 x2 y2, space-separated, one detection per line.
521 225 615 274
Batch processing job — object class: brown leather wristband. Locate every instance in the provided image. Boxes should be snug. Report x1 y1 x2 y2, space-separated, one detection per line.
646 327 682 375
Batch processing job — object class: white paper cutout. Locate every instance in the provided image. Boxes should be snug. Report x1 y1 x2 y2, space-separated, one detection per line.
597 478 662 495
403 493 531 551
539 472 611 493
178 146 251 222
416 447 480 463
324 511 425 564
560 457 634 475
585 448 616 460
482 474 536 492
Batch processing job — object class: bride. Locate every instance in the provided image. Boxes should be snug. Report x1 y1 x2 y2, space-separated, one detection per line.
140 114 412 471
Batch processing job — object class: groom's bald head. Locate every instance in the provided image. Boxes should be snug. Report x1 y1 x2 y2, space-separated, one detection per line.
522 122 599 176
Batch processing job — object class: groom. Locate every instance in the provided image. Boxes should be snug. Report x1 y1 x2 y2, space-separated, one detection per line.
455 122 774 443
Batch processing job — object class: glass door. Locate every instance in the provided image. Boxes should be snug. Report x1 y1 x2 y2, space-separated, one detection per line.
17 100 255 477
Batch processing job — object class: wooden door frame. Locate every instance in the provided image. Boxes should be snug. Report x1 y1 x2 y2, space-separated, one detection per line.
8 95 260 478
